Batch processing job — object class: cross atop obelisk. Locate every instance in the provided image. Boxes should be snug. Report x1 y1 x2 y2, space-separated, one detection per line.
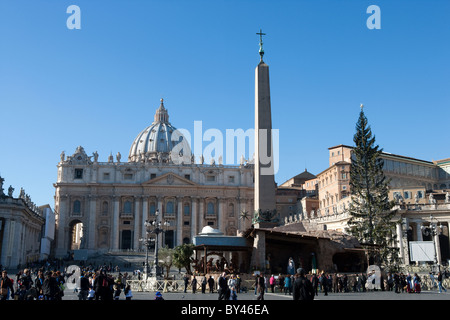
256 29 266 62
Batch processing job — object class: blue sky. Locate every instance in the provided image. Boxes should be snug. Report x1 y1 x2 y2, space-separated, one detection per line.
0 0 449 207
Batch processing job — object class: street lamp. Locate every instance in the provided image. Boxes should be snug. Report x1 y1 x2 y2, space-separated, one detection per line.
421 214 443 271
139 223 155 279
142 209 170 278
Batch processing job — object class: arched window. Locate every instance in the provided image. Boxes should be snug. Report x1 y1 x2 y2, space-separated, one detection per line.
73 200 81 214
207 202 215 215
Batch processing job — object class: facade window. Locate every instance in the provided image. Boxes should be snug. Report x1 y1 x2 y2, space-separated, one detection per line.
149 202 156 215
103 172 110 180
184 174 191 180
123 201 132 214
73 200 81 214
228 176 235 183
74 169 83 179
102 201 109 215
207 202 215 214
124 173 133 180
151 173 157 179
166 201 174 214
206 175 216 182
183 203 190 216
228 203 234 217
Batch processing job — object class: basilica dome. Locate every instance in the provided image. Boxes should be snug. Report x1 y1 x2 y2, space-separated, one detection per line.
128 99 190 163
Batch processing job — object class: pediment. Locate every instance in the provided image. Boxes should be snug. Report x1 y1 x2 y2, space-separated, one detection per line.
142 172 198 186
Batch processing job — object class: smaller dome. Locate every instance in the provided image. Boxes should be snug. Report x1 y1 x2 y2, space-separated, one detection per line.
199 226 224 236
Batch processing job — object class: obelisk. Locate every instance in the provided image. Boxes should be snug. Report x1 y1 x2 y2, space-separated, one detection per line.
254 29 276 218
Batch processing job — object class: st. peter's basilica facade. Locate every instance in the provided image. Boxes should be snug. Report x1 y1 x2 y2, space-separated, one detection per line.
53 100 254 258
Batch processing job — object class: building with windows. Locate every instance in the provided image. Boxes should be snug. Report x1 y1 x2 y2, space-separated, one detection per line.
53 100 255 258
0 176 54 268
296 144 450 267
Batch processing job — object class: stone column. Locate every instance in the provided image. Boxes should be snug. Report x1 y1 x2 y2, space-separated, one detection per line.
218 198 226 233
157 196 163 250
141 197 148 238
416 222 423 241
56 195 68 256
133 196 141 250
177 197 183 246
198 198 204 234
396 222 405 265
88 195 97 251
191 197 198 240
111 196 120 250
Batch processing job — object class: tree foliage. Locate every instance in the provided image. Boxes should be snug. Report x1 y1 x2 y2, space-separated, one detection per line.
158 246 175 279
172 243 195 275
346 107 400 270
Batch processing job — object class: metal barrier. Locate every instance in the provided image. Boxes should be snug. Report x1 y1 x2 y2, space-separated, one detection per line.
126 279 257 293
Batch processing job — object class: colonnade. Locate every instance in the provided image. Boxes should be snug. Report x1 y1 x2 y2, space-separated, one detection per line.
56 193 253 256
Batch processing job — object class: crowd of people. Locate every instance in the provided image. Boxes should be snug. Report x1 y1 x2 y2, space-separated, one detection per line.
0 260 136 300
1 259 448 300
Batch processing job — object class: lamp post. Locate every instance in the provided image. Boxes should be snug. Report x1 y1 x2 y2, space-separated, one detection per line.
421 214 443 272
145 209 170 278
139 223 155 280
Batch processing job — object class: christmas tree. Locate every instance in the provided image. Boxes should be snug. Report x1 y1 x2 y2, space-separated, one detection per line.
346 105 400 270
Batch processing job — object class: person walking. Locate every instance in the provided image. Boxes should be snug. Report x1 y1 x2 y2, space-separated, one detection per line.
311 273 319 296
208 276 215 293
201 276 207 294
218 272 229 300
0 270 14 300
228 274 238 300
413 273 421 293
124 284 133 300
236 275 241 293
256 274 265 300
191 276 197 294
183 274 189 293
438 271 447 293
284 274 292 295
78 273 90 300
34 269 45 298
320 272 328 296
292 268 315 300
269 275 275 293
42 271 58 300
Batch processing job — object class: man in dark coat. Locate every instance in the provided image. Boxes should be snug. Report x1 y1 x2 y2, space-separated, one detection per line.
293 268 314 301
256 274 265 300
217 272 229 300
0 270 14 300
208 276 215 293
42 271 59 300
